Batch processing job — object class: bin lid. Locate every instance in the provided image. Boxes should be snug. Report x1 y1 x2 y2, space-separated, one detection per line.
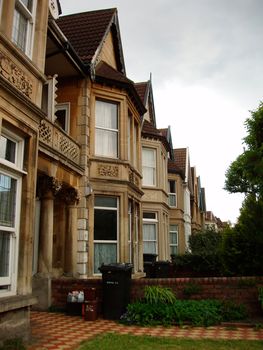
99 263 133 272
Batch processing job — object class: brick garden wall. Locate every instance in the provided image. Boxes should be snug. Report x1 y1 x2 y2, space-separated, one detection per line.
52 276 263 317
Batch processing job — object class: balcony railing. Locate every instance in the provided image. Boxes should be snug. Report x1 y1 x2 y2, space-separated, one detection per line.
39 119 80 165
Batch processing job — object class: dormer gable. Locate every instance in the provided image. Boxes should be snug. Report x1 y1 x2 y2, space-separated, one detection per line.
56 8 125 76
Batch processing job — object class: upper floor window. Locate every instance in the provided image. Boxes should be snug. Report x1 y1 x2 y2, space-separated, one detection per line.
0 129 24 170
55 103 70 133
12 0 36 57
168 180 177 207
95 100 118 158
142 147 156 186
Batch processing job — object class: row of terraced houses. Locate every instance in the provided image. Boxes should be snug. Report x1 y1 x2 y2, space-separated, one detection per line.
0 0 222 341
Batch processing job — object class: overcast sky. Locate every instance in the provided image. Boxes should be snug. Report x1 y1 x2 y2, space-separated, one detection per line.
59 0 263 223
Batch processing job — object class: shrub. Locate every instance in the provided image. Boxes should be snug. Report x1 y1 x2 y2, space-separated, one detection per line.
120 298 247 327
144 286 176 305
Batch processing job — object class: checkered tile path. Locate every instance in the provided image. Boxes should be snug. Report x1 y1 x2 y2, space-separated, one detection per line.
27 311 263 350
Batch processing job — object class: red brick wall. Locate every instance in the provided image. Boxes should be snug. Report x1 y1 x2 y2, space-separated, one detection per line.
52 276 263 317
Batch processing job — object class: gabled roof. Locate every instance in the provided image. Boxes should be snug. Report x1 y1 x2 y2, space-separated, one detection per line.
173 148 187 177
57 8 125 74
95 61 146 116
135 79 156 125
159 126 174 160
142 120 170 151
173 148 193 193
168 159 184 178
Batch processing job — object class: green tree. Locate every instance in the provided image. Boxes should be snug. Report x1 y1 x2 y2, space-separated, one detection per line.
222 195 263 275
225 102 263 197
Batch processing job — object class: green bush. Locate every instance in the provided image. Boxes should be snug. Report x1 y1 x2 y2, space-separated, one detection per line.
120 298 247 327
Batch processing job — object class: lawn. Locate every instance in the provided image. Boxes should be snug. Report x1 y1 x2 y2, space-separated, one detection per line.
77 333 263 350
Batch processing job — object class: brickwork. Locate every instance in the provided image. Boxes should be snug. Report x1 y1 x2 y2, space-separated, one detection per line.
52 276 263 317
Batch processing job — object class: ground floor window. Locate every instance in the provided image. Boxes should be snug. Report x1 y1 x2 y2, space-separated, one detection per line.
0 171 21 294
94 196 118 273
169 224 178 256
143 212 157 254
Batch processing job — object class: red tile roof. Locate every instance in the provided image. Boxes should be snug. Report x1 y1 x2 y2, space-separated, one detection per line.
57 9 117 65
168 159 184 178
95 61 146 116
173 148 187 176
142 120 170 151
134 82 148 104
159 128 168 138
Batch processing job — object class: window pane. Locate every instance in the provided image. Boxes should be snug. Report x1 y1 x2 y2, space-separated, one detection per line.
12 8 27 52
55 109 66 130
143 241 156 254
142 148 156 186
142 148 155 166
94 209 117 240
95 196 117 208
21 0 32 11
0 231 10 277
95 100 117 129
0 174 17 227
95 129 117 158
94 243 117 273
0 136 16 163
169 194 176 207
170 232 178 245
170 245 178 255
169 180 176 193
143 224 156 240
143 212 156 219
170 225 178 232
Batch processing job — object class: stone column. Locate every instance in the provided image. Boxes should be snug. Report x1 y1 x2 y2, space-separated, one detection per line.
38 189 54 274
59 186 80 277
32 175 61 310
65 204 78 276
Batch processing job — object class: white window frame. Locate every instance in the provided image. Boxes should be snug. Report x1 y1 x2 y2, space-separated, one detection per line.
168 180 177 207
55 102 70 133
0 0 3 18
127 114 131 161
128 200 132 263
0 128 24 296
93 196 119 274
95 100 119 159
12 0 36 57
143 212 158 255
169 224 178 256
133 123 138 168
142 147 156 187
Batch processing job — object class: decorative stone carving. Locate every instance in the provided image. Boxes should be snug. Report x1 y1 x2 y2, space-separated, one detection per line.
97 164 119 177
129 170 140 186
57 185 80 205
37 175 62 198
39 119 80 164
0 51 33 98
38 175 79 205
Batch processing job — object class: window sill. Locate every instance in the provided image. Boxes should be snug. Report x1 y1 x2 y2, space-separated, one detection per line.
0 294 37 313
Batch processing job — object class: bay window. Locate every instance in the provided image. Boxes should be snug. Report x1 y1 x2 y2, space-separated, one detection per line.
95 100 118 158
142 147 156 186
12 0 36 57
0 129 24 295
94 196 118 273
143 212 157 254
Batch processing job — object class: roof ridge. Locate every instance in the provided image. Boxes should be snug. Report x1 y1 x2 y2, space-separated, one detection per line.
59 8 117 19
